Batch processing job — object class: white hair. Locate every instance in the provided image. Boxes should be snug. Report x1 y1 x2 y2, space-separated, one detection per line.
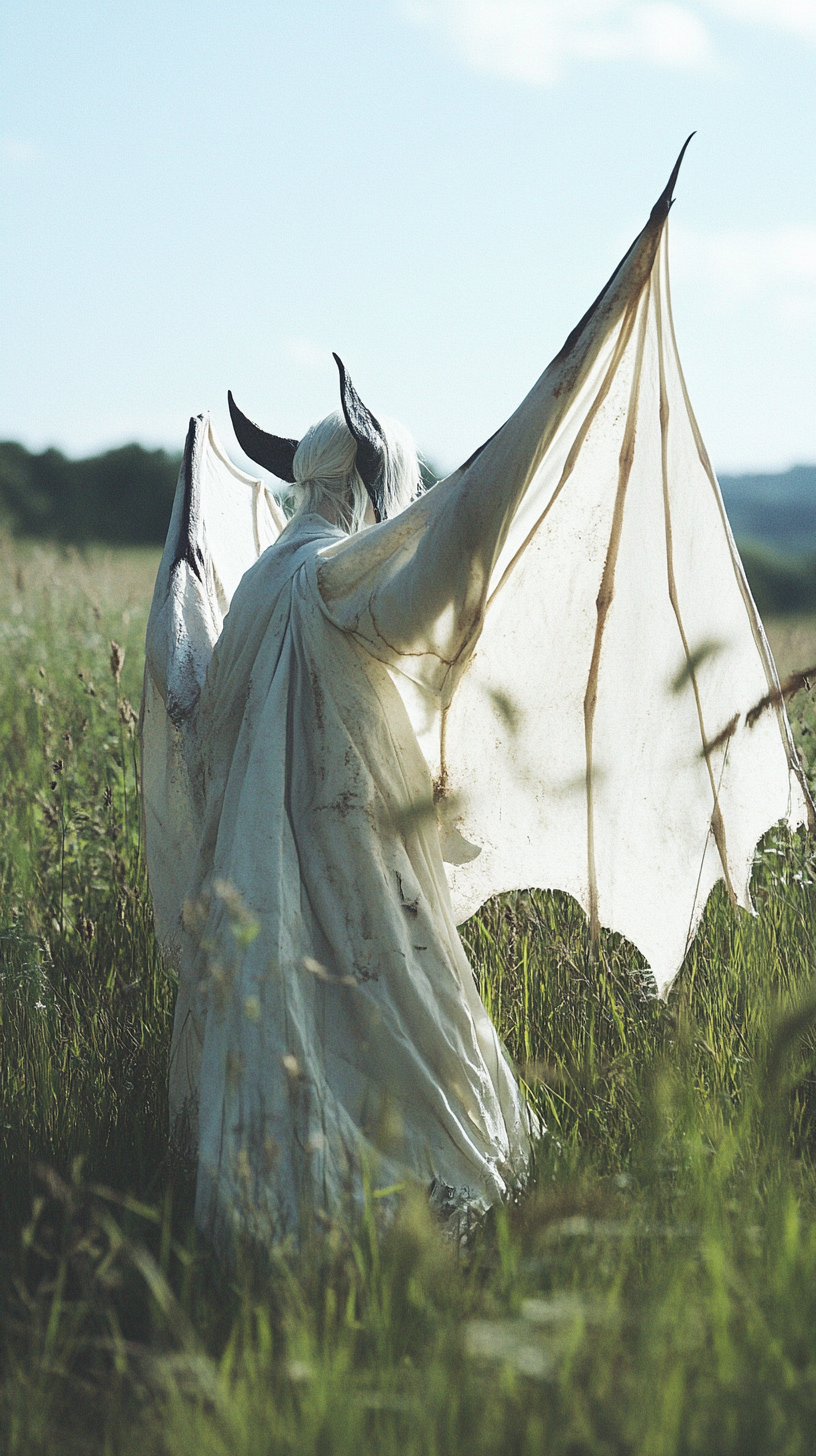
286 410 421 533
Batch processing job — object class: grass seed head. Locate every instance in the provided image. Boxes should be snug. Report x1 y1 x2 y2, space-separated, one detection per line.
118 697 138 729
109 640 125 685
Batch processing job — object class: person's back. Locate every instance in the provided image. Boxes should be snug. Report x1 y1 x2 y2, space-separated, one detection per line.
171 419 533 1245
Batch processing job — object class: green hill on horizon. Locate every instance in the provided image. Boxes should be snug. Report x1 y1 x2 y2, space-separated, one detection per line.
719 465 816 556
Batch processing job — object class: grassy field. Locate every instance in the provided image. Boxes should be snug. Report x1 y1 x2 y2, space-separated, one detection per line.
3 535 816 1455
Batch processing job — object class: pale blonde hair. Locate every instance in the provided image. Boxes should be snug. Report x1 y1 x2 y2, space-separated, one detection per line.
288 410 421 532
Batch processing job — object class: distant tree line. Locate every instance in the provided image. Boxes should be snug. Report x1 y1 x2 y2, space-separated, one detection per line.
0 440 181 547
1 439 814 617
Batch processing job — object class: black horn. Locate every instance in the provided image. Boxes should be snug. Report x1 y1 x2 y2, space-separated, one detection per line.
333 353 387 522
227 391 299 483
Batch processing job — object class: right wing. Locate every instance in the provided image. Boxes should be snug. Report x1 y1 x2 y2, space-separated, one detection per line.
437 215 813 996
141 413 286 958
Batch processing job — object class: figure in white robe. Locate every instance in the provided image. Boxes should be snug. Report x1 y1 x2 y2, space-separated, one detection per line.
142 142 811 1243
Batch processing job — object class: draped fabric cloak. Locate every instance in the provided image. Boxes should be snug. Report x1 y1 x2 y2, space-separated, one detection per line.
142 167 811 1240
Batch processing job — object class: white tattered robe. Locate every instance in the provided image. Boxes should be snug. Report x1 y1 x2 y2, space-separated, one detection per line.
178 511 535 1237
142 190 811 1242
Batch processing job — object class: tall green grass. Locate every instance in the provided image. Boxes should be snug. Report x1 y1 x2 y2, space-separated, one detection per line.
3 535 816 1454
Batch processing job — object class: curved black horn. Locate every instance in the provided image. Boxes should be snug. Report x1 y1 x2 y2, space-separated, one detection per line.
333 353 387 522
227 391 299 483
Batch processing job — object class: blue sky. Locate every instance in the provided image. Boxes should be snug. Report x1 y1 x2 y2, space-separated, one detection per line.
1 0 814 475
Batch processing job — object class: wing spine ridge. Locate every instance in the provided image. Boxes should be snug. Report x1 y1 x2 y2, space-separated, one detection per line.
660 227 814 823
583 279 652 947
654 234 736 901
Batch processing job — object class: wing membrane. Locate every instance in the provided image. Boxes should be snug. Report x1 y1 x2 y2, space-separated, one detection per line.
440 227 811 994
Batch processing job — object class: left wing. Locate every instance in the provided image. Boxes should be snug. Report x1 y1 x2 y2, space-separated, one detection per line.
141 413 286 959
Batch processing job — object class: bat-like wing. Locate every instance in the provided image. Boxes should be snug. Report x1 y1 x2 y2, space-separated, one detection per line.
436 166 812 995
141 414 286 958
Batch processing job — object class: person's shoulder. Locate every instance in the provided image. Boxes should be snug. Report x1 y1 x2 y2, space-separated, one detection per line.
233 515 346 601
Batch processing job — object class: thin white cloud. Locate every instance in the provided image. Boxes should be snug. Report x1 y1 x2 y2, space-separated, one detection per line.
398 0 815 84
399 1 714 83
705 0 816 41
670 222 816 323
